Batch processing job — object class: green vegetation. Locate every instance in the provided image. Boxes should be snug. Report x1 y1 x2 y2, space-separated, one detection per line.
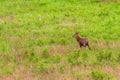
91 69 115 80
0 0 120 79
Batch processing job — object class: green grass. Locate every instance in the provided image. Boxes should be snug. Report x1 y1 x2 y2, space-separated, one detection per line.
0 0 120 79
91 69 115 80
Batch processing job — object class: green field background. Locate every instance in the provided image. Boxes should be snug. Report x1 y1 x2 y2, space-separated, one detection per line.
0 0 120 80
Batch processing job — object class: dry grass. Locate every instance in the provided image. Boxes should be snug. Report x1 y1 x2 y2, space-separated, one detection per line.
0 65 37 80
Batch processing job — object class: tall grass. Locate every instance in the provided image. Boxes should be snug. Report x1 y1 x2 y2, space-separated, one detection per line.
0 0 120 79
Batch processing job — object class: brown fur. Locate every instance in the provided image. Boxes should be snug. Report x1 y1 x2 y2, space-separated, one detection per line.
73 32 91 50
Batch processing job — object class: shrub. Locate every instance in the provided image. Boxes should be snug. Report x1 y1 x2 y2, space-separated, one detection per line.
0 39 11 55
67 50 82 65
59 65 65 74
27 39 35 47
97 50 113 63
91 70 114 80
117 53 120 62
29 48 39 62
48 55 61 63
37 39 44 46
41 47 50 58
37 59 55 72
37 61 48 72
49 38 55 44
58 38 68 45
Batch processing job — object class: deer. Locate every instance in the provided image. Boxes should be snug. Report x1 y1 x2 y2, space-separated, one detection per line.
73 32 91 50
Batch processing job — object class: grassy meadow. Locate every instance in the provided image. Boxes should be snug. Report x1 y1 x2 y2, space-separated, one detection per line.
0 0 120 80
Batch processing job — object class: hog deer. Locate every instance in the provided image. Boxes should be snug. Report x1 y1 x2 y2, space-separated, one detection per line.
73 32 91 50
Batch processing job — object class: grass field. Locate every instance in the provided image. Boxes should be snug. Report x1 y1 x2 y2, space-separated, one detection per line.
0 0 120 80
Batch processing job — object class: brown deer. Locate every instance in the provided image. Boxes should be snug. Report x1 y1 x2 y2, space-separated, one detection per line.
73 32 91 50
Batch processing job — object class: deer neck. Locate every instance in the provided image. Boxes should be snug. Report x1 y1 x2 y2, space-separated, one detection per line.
76 36 81 41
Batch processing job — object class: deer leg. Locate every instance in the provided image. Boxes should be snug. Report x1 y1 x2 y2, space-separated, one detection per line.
79 44 82 48
87 43 91 50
